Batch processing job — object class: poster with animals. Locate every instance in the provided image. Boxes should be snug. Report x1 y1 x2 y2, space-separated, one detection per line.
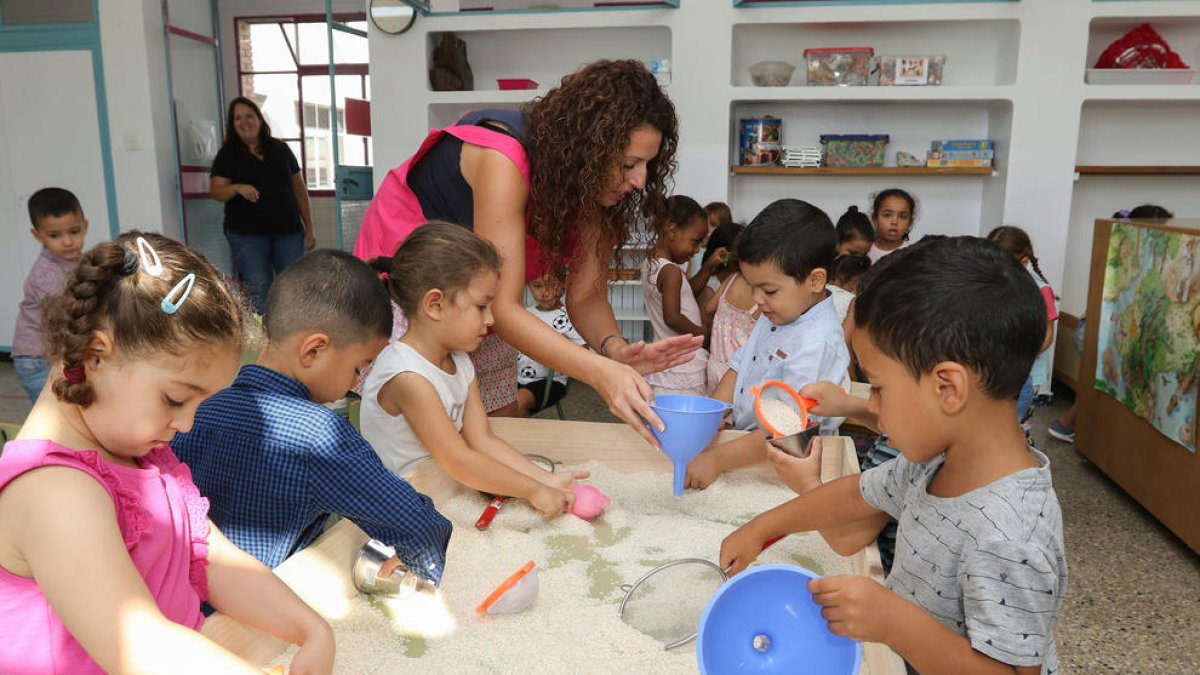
1095 222 1200 452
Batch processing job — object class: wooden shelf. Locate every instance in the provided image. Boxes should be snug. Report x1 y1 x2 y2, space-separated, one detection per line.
1075 165 1200 176
731 166 993 176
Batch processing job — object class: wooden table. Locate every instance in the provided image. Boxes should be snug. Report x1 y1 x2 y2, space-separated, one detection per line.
203 418 904 674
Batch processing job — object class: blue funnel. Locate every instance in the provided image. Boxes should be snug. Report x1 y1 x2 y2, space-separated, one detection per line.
648 394 732 496
697 564 861 675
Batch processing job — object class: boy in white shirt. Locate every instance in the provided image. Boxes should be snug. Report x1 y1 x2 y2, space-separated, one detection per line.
515 272 587 417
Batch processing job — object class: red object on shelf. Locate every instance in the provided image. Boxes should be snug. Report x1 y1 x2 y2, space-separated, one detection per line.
1094 23 1190 69
344 98 371 137
497 78 538 90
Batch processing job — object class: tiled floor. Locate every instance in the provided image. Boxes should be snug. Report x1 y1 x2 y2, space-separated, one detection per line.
3 362 1197 672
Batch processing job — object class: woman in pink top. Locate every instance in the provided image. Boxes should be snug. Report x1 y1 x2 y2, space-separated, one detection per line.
0 233 332 674
355 60 700 444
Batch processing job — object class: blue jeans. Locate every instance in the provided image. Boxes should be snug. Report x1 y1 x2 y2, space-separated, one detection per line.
1017 375 1035 424
226 232 306 315
13 355 49 401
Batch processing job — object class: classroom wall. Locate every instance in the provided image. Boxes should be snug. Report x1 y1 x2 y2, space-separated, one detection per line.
99 0 180 237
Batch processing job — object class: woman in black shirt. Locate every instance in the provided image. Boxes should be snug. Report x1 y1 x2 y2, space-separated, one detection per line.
210 97 315 314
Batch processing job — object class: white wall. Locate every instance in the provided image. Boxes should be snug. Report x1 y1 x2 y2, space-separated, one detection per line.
99 0 180 236
366 0 1200 321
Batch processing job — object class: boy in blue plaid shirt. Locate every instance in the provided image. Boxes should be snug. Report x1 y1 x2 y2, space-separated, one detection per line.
174 250 452 583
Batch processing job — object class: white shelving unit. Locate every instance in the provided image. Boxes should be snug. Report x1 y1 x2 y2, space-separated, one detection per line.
369 0 1200 334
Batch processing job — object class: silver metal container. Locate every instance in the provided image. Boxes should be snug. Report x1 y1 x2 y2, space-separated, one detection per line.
351 539 436 596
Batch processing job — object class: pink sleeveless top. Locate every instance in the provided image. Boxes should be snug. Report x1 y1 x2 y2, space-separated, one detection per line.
0 439 210 674
707 274 758 393
642 257 709 393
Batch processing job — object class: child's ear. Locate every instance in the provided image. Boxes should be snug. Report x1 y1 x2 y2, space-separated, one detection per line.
421 288 447 320
807 267 828 290
84 329 115 372
296 332 332 368
930 361 969 415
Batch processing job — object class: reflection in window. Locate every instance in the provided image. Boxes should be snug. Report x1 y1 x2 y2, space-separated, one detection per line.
237 16 370 191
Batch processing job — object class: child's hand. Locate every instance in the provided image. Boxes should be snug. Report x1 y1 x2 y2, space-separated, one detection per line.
799 381 851 418
703 247 730 271
808 575 902 644
685 450 723 490
543 469 590 494
719 520 769 576
768 436 824 495
530 484 570 517
287 617 335 675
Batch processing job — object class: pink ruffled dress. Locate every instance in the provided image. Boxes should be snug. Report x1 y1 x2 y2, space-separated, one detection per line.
706 275 758 394
642 257 709 395
0 439 210 674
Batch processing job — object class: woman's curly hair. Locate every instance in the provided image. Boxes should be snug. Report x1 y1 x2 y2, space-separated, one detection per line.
523 59 678 279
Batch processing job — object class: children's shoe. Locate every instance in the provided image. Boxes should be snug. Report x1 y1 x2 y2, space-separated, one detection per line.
1048 420 1075 443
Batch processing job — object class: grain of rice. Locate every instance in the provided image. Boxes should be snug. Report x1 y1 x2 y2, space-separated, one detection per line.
758 397 806 436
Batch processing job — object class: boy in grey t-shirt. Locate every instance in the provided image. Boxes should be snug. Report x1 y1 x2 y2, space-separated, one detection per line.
721 236 1067 674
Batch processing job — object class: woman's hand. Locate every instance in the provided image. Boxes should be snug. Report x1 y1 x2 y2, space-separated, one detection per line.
613 334 703 376
235 184 260 202
304 229 316 250
591 357 666 446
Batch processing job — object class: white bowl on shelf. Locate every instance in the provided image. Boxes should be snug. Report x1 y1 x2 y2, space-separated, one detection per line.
748 61 796 87
1085 68 1196 85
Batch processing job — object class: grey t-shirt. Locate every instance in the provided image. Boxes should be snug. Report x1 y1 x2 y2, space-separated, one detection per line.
860 449 1067 673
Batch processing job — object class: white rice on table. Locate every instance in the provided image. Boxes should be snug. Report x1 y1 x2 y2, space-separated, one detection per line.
271 461 863 674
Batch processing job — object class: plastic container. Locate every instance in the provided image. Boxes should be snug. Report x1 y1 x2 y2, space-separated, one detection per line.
649 59 671 86
351 539 437 596
1085 68 1196 85
697 564 862 675
748 61 795 87
647 394 733 496
497 78 539 90
739 117 783 166
820 134 889 168
876 55 945 86
804 47 874 86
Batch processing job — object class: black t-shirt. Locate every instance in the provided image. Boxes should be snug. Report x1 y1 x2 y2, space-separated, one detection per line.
210 139 303 236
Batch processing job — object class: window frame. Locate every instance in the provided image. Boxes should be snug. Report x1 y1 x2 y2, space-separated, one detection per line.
234 12 369 196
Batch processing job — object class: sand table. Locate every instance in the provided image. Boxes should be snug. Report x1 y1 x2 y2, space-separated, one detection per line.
269 461 861 673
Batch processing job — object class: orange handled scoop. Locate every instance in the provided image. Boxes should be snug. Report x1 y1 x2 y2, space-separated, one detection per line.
749 380 817 438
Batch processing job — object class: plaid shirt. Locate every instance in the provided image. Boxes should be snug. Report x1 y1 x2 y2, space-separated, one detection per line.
173 365 451 583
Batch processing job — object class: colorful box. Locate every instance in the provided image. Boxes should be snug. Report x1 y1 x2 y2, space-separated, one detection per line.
932 139 994 151
876 55 945 86
929 149 995 161
804 47 874 86
820 134 889 167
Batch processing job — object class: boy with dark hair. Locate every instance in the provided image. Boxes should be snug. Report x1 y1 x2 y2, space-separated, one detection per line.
686 199 850 488
13 187 89 400
722 236 1067 675
174 249 452 583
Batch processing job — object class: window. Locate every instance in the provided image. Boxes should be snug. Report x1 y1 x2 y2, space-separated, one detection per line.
236 15 370 192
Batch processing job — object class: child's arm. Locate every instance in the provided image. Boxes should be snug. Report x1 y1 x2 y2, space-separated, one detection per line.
656 263 706 337
702 273 734 318
460 381 590 495
205 524 334 674
766 439 890 556
800 380 877 428
688 246 727 298
3 467 261 673
380 373 571 516
685 429 769 490
809 575 1042 675
719 473 882 574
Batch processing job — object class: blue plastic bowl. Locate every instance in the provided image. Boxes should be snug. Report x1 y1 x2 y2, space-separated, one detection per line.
697 564 861 674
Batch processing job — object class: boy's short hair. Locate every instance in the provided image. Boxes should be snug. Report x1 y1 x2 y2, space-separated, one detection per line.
264 249 392 345
28 187 83 227
737 199 835 281
853 236 1045 400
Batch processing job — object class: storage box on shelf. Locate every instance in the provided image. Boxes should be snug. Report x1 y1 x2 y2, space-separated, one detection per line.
1085 16 1200 87
730 20 1019 88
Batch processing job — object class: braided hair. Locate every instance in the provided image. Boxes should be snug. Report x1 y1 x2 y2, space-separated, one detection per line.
42 231 247 406
986 225 1049 286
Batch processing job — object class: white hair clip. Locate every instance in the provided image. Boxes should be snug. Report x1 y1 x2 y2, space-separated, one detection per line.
161 273 196 315
136 237 164 277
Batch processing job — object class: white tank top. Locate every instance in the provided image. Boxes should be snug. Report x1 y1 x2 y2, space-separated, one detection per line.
360 341 474 476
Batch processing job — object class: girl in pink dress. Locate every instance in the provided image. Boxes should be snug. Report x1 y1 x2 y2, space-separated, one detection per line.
641 196 718 396
0 232 332 674
702 223 759 393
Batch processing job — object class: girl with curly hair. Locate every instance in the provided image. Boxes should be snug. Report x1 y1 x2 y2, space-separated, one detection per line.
356 59 700 444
